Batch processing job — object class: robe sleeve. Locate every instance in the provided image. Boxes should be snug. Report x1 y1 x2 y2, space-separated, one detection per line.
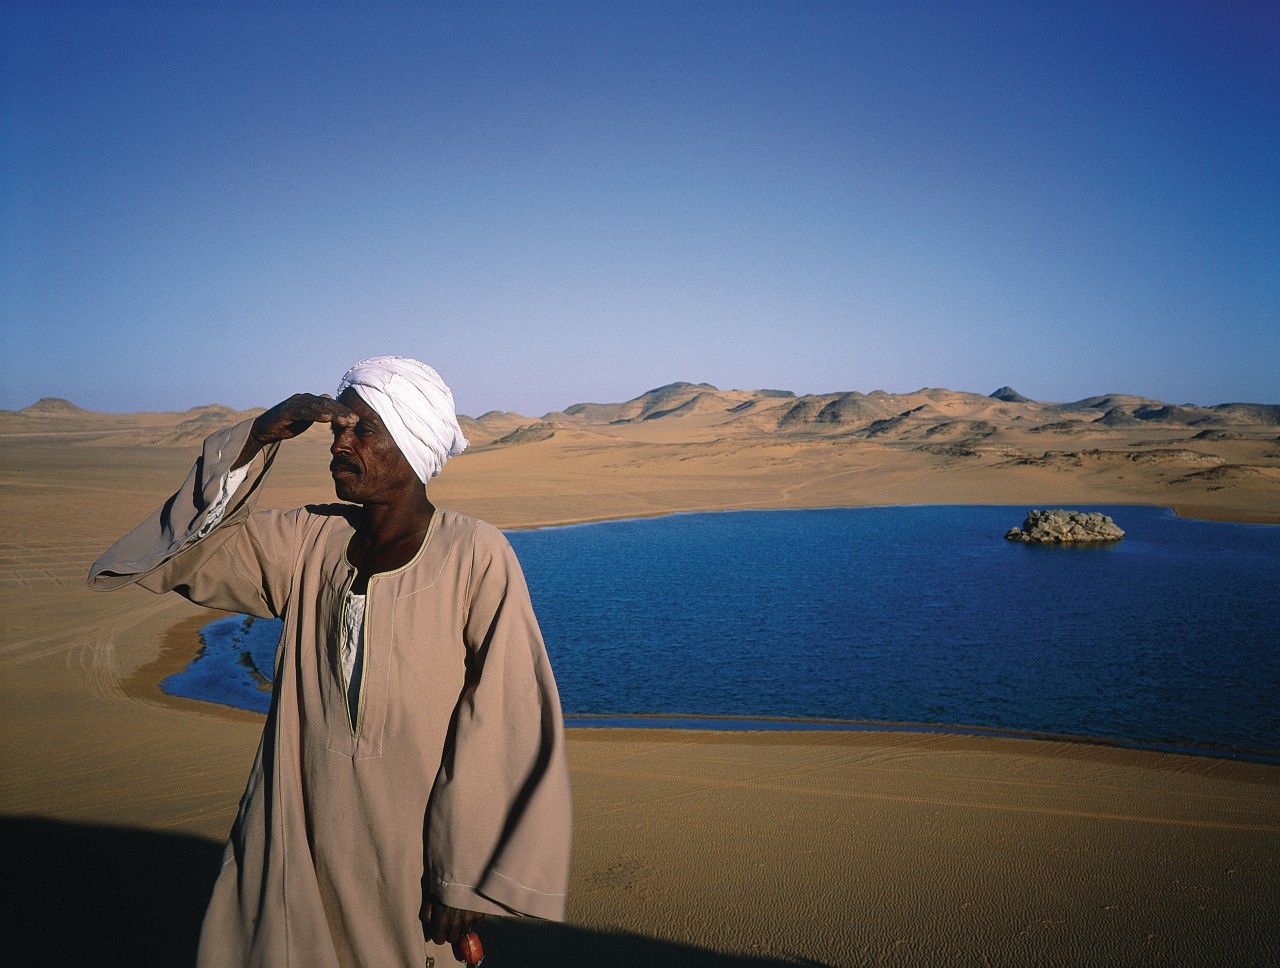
425 523 572 921
86 418 299 618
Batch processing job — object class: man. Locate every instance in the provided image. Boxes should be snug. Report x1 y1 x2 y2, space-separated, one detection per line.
88 357 571 967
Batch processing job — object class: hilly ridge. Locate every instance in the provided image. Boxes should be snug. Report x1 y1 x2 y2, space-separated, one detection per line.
448 382 1279 525
4 382 1277 524
461 382 1279 446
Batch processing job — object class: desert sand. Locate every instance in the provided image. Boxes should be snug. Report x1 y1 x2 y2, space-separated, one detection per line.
1 385 1277 966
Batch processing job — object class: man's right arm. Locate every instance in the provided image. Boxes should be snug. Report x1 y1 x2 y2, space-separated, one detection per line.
87 392 355 613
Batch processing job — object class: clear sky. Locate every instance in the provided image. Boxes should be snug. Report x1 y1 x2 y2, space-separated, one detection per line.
3 1 1277 417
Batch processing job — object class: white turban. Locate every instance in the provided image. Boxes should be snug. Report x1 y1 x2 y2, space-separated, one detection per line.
336 356 469 482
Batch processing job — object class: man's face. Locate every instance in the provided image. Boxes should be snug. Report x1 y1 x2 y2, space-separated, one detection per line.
329 388 421 504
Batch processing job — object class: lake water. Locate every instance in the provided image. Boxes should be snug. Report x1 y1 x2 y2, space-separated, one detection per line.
163 505 1280 761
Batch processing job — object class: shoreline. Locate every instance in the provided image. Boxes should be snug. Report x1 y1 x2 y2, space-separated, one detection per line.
564 714 1280 766
1166 502 1280 525
125 611 266 725
564 724 1280 789
150 611 1280 768
498 500 1280 531
142 501 1279 766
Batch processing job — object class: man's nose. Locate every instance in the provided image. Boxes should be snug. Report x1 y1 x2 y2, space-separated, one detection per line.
331 429 353 455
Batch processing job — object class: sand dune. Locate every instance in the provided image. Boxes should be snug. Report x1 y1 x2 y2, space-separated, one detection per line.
436 382 1280 526
1 384 1277 966
9 382 1274 525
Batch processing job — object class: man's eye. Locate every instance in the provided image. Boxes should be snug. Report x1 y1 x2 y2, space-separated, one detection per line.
332 422 371 437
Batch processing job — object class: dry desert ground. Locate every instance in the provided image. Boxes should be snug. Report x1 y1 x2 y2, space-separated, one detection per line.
1 385 1277 966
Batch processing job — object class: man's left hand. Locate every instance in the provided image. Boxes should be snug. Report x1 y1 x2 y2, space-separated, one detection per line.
421 895 485 945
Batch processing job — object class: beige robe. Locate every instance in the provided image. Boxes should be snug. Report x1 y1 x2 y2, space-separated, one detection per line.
88 420 571 967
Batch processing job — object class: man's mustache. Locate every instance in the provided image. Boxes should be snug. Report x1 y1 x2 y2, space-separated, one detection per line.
330 458 360 474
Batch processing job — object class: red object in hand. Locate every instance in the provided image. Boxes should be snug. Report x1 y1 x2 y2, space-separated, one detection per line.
453 930 484 966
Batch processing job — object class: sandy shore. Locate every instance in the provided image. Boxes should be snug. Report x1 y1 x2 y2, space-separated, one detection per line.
2 414 1278 966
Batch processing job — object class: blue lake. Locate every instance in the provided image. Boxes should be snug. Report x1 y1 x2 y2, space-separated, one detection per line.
164 505 1280 760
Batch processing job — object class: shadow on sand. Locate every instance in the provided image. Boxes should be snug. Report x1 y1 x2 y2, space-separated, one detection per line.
2 815 223 967
480 917 820 967
2 816 813 967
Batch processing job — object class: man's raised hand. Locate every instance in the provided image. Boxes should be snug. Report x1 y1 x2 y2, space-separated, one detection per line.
233 393 357 468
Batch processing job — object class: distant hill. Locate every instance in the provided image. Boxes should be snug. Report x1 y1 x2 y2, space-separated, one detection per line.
5 383 1272 525
0 398 265 445
458 382 1279 457
4 385 1276 451
989 386 1030 403
21 397 87 414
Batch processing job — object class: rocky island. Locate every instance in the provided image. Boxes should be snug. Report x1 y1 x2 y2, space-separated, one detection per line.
1005 509 1125 543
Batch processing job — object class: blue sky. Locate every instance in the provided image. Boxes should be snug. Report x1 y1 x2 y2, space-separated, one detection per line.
3 1 1277 416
